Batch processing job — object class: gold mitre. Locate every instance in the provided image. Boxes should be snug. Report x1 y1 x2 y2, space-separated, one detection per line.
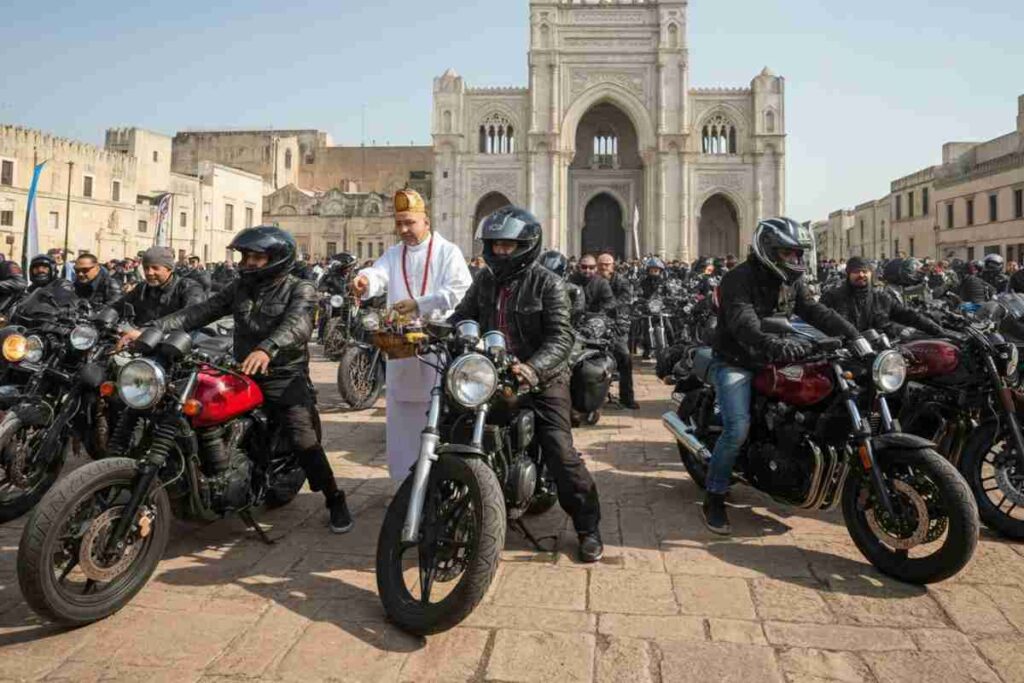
394 189 426 215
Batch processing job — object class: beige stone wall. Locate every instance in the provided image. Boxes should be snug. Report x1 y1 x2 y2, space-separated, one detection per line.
197 162 263 263
889 167 937 259
826 209 855 260
105 128 172 197
297 146 434 195
934 164 1024 262
264 212 396 262
172 131 302 192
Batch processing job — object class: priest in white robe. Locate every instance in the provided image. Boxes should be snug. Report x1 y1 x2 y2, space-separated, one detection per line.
352 189 473 480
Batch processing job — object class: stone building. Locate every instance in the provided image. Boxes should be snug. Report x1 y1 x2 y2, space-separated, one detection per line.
0 124 262 264
851 197 892 261
431 0 786 260
263 184 395 262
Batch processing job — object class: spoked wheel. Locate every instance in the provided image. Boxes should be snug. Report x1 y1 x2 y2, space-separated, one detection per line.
842 448 978 584
337 346 385 410
17 458 170 625
0 423 62 524
961 422 1024 538
376 455 505 635
322 319 347 360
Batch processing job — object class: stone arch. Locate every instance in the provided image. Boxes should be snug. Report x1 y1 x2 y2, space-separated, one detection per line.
763 106 777 134
697 193 742 258
443 110 453 133
562 83 657 156
277 205 298 216
472 191 513 237
697 103 750 154
667 23 680 49
582 193 626 259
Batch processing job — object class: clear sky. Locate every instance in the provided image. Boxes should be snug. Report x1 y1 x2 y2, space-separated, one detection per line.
1 0 1020 221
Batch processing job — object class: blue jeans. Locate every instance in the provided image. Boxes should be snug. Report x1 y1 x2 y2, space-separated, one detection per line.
706 358 753 495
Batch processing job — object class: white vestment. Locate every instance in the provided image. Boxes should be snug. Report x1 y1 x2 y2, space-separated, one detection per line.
358 232 472 479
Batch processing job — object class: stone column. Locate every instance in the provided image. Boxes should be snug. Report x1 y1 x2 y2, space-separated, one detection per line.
774 150 785 215
549 63 559 133
657 63 666 134
680 151 690 261
658 151 667 257
549 150 560 251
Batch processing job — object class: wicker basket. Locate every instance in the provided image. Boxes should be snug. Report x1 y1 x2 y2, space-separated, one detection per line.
371 331 425 360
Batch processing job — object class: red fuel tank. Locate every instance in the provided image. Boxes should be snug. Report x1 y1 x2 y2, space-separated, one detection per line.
190 368 264 428
754 361 834 407
902 339 960 380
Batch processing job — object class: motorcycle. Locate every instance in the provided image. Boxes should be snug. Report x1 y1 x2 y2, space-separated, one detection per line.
570 313 617 427
375 317 556 635
319 293 350 360
336 306 386 410
663 318 978 584
16 327 307 625
0 306 123 523
632 295 675 356
896 299 1024 538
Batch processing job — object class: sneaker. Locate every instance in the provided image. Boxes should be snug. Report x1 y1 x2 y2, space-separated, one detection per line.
577 531 604 563
327 491 354 534
702 492 731 535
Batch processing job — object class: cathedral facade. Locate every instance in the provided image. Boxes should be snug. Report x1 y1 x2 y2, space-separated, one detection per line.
431 0 786 260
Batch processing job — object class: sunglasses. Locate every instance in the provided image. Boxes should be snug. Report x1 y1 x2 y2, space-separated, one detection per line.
74 266 96 274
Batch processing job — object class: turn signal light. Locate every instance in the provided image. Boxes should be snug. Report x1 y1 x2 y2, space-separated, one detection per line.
2 335 26 362
182 399 203 417
99 382 116 398
843 371 855 380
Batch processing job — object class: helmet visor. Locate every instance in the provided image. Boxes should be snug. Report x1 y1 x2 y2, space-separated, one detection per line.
477 213 533 242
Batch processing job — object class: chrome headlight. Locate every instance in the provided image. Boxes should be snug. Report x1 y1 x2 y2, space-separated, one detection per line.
456 320 481 347
445 353 498 408
329 295 345 309
117 358 167 409
24 335 45 363
361 312 381 332
482 331 507 356
648 299 664 314
70 324 99 351
872 350 907 394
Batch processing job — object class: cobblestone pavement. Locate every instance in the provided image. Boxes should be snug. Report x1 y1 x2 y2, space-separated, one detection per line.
3 352 1024 682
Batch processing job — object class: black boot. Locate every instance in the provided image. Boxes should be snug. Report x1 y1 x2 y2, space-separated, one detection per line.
702 491 731 536
326 490 353 534
578 530 604 563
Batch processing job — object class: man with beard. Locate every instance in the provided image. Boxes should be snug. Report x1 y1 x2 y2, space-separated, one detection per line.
121 247 206 326
351 189 473 480
572 254 637 409
119 226 353 534
73 253 123 308
821 256 945 339
450 206 604 562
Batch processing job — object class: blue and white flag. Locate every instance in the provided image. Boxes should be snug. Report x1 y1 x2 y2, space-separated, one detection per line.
154 193 171 247
22 161 45 273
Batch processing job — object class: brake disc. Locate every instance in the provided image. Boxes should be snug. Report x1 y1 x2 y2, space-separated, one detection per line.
864 479 930 550
994 451 1024 507
5 427 39 488
78 505 150 582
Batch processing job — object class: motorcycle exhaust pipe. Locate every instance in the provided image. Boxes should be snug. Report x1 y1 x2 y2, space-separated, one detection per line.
661 411 712 460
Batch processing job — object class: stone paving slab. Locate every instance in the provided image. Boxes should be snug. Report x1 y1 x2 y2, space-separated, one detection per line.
0 353 1023 682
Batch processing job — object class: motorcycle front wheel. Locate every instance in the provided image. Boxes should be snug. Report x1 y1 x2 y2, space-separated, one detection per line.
337 346 385 410
17 457 170 625
0 417 63 524
322 318 347 360
842 447 978 584
376 455 505 635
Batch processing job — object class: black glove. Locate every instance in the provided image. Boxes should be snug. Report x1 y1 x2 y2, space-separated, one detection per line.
765 337 814 364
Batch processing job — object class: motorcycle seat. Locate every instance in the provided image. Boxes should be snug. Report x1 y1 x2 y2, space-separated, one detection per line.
194 336 233 355
692 346 715 383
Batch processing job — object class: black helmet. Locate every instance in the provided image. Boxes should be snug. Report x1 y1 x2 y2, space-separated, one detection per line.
228 225 297 286
28 254 57 288
882 257 923 287
752 217 814 284
983 253 1005 273
477 206 542 282
538 250 569 279
643 257 666 272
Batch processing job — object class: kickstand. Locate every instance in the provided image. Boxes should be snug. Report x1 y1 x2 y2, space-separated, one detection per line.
509 518 559 553
239 510 276 545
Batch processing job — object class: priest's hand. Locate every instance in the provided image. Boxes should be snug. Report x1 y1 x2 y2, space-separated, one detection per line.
394 299 419 316
350 275 369 298
241 350 271 376
116 329 142 351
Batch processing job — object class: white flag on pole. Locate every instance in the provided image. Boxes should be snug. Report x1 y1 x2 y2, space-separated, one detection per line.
632 204 641 258
154 194 171 247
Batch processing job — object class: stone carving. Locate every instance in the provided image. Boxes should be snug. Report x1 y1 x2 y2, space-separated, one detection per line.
697 172 747 193
469 170 520 200
563 37 654 50
570 10 648 25
569 69 646 100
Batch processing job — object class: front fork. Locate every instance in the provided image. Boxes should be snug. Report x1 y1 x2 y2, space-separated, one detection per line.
985 355 1024 471
401 386 444 544
836 364 897 518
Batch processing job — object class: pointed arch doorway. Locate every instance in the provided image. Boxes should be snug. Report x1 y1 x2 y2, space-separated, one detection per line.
582 193 625 258
698 194 740 258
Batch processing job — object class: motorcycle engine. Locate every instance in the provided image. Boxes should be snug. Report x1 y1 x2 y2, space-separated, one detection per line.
744 422 814 504
199 421 255 512
505 454 537 517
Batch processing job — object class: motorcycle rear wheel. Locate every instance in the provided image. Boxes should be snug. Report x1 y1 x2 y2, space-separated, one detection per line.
376 455 505 635
17 457 170 625
960 421 1024 539
841 448 978 584
337 346 385 410
0 417 64 524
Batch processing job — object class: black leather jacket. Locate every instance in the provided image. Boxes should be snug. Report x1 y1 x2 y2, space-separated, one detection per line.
570 273 616 316
122 274 206 326
566 281 585 321
450 262 573 386
0 262 27 312
713 257 859 369
821 281 944 337
959 274 993 304
153 274 316 371
184 268 213 294
982 270 1009 295
317 273 347 296
74 269 123 309
639 276 664 300
1010 270 1024 294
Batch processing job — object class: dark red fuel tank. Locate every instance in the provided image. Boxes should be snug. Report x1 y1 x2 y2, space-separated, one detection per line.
902 339 961 380
754 361 834 407
190 368 264 428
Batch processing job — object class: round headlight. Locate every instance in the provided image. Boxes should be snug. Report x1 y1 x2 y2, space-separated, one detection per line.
329 295 345 309
24 336 44 364
117 358 167 409
2 334 27 362
648 299 664 314
70 324 99 351
361 312 381 332
872 350 907 394
445 353 498 408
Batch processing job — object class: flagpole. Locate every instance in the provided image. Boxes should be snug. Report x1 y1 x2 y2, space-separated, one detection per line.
21 149 37 270
169 192 175 256
63 160 73 259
